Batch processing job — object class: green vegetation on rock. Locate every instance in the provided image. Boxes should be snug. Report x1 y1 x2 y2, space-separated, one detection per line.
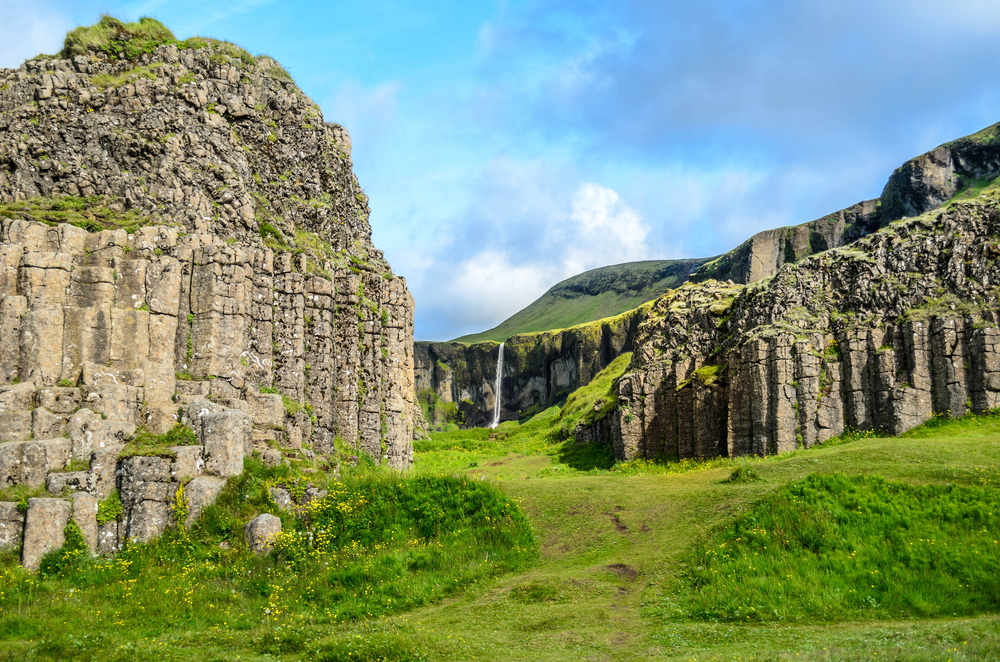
0 195 157 234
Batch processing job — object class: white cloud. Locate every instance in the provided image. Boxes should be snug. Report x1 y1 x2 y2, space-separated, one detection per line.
410 172 654 339
561 183 649 274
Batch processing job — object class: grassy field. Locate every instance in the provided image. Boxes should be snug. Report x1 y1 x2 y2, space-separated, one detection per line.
1 407 999 660
398 413 1000 661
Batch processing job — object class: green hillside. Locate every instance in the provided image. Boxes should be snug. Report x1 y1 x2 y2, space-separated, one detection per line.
453 258 708 343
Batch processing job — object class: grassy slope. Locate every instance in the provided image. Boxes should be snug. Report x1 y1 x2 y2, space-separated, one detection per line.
453 259 706 344
399 415 1000 661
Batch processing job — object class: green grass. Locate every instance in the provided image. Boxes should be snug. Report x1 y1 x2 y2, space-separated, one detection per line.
117 423 199 459
4 393 1000 659
949 173 1000 203
395 411 1000 661
0 195 153 234
0 459 533 661
452 259 706 343
681 473 1000 623
413 352 631 476
61 16 175 59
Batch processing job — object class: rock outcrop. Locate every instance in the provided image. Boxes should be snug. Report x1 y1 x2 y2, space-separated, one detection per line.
690 122 1000 284
599 190 1000 460
0 19 415 562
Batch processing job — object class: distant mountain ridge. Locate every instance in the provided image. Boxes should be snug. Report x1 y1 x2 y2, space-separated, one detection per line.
451 120 1000 345
452 258 707 343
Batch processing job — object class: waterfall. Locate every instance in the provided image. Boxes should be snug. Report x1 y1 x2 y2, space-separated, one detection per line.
489 342 505 429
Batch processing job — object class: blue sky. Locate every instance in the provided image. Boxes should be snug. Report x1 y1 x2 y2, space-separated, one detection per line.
3 1 1000 340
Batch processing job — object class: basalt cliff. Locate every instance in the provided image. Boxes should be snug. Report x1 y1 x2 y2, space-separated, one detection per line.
603 190 1000 460
418 122 1000 429
0 20 414 567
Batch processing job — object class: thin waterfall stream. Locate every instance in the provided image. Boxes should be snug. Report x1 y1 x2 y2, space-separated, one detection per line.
489 342 505 429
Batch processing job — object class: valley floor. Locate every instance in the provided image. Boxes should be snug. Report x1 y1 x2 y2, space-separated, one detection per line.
399 415 1000 661
1 413 999 660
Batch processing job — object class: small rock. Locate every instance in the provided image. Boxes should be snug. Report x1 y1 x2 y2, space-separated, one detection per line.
22 498 72 571
261 448 282 467
269 487 292 511
244 513 281 554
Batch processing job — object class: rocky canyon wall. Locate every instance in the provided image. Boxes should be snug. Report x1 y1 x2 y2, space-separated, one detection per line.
599 193 1000 460
0 25 415 565
420 124 1000 426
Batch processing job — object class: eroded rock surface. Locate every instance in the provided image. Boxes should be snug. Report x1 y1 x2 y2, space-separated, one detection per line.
244 513 281 554
597 193 1000 460
0 29 415 561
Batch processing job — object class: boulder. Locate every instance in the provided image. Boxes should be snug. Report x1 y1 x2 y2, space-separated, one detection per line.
198 406 251 477
244 390 285 428
0 410 32 442
170 445 205 480
97 522 120 556
22 498 72 571
118 456 177 544
38 387 82 414
269 487 292 511
45 471 90 494
0 382 37 411
261 448 282 468
244 513 281 554
32 407 68 439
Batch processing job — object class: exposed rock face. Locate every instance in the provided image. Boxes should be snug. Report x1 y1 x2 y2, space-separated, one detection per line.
0 502 24 550
0 27 415 560
0 39 415 467
416 306 645 426
691 123 1000 285
21 497 71 571
424 125 1000 430
600 192 1000 460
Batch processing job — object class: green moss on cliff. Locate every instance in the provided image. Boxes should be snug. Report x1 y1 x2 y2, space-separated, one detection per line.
560 352 632 429
0 195 167 233
61 16 176 59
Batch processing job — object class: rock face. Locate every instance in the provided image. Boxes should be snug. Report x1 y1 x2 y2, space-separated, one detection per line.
416 306 646 427
0 36 415 465
0 502 24 550
422 123 1000 430
599 191 1000 460
690 123 1000 285
0 22 415 561
21 498 71 571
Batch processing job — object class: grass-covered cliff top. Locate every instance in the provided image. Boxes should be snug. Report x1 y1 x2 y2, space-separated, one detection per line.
453 258 707 343
35 15 293 81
